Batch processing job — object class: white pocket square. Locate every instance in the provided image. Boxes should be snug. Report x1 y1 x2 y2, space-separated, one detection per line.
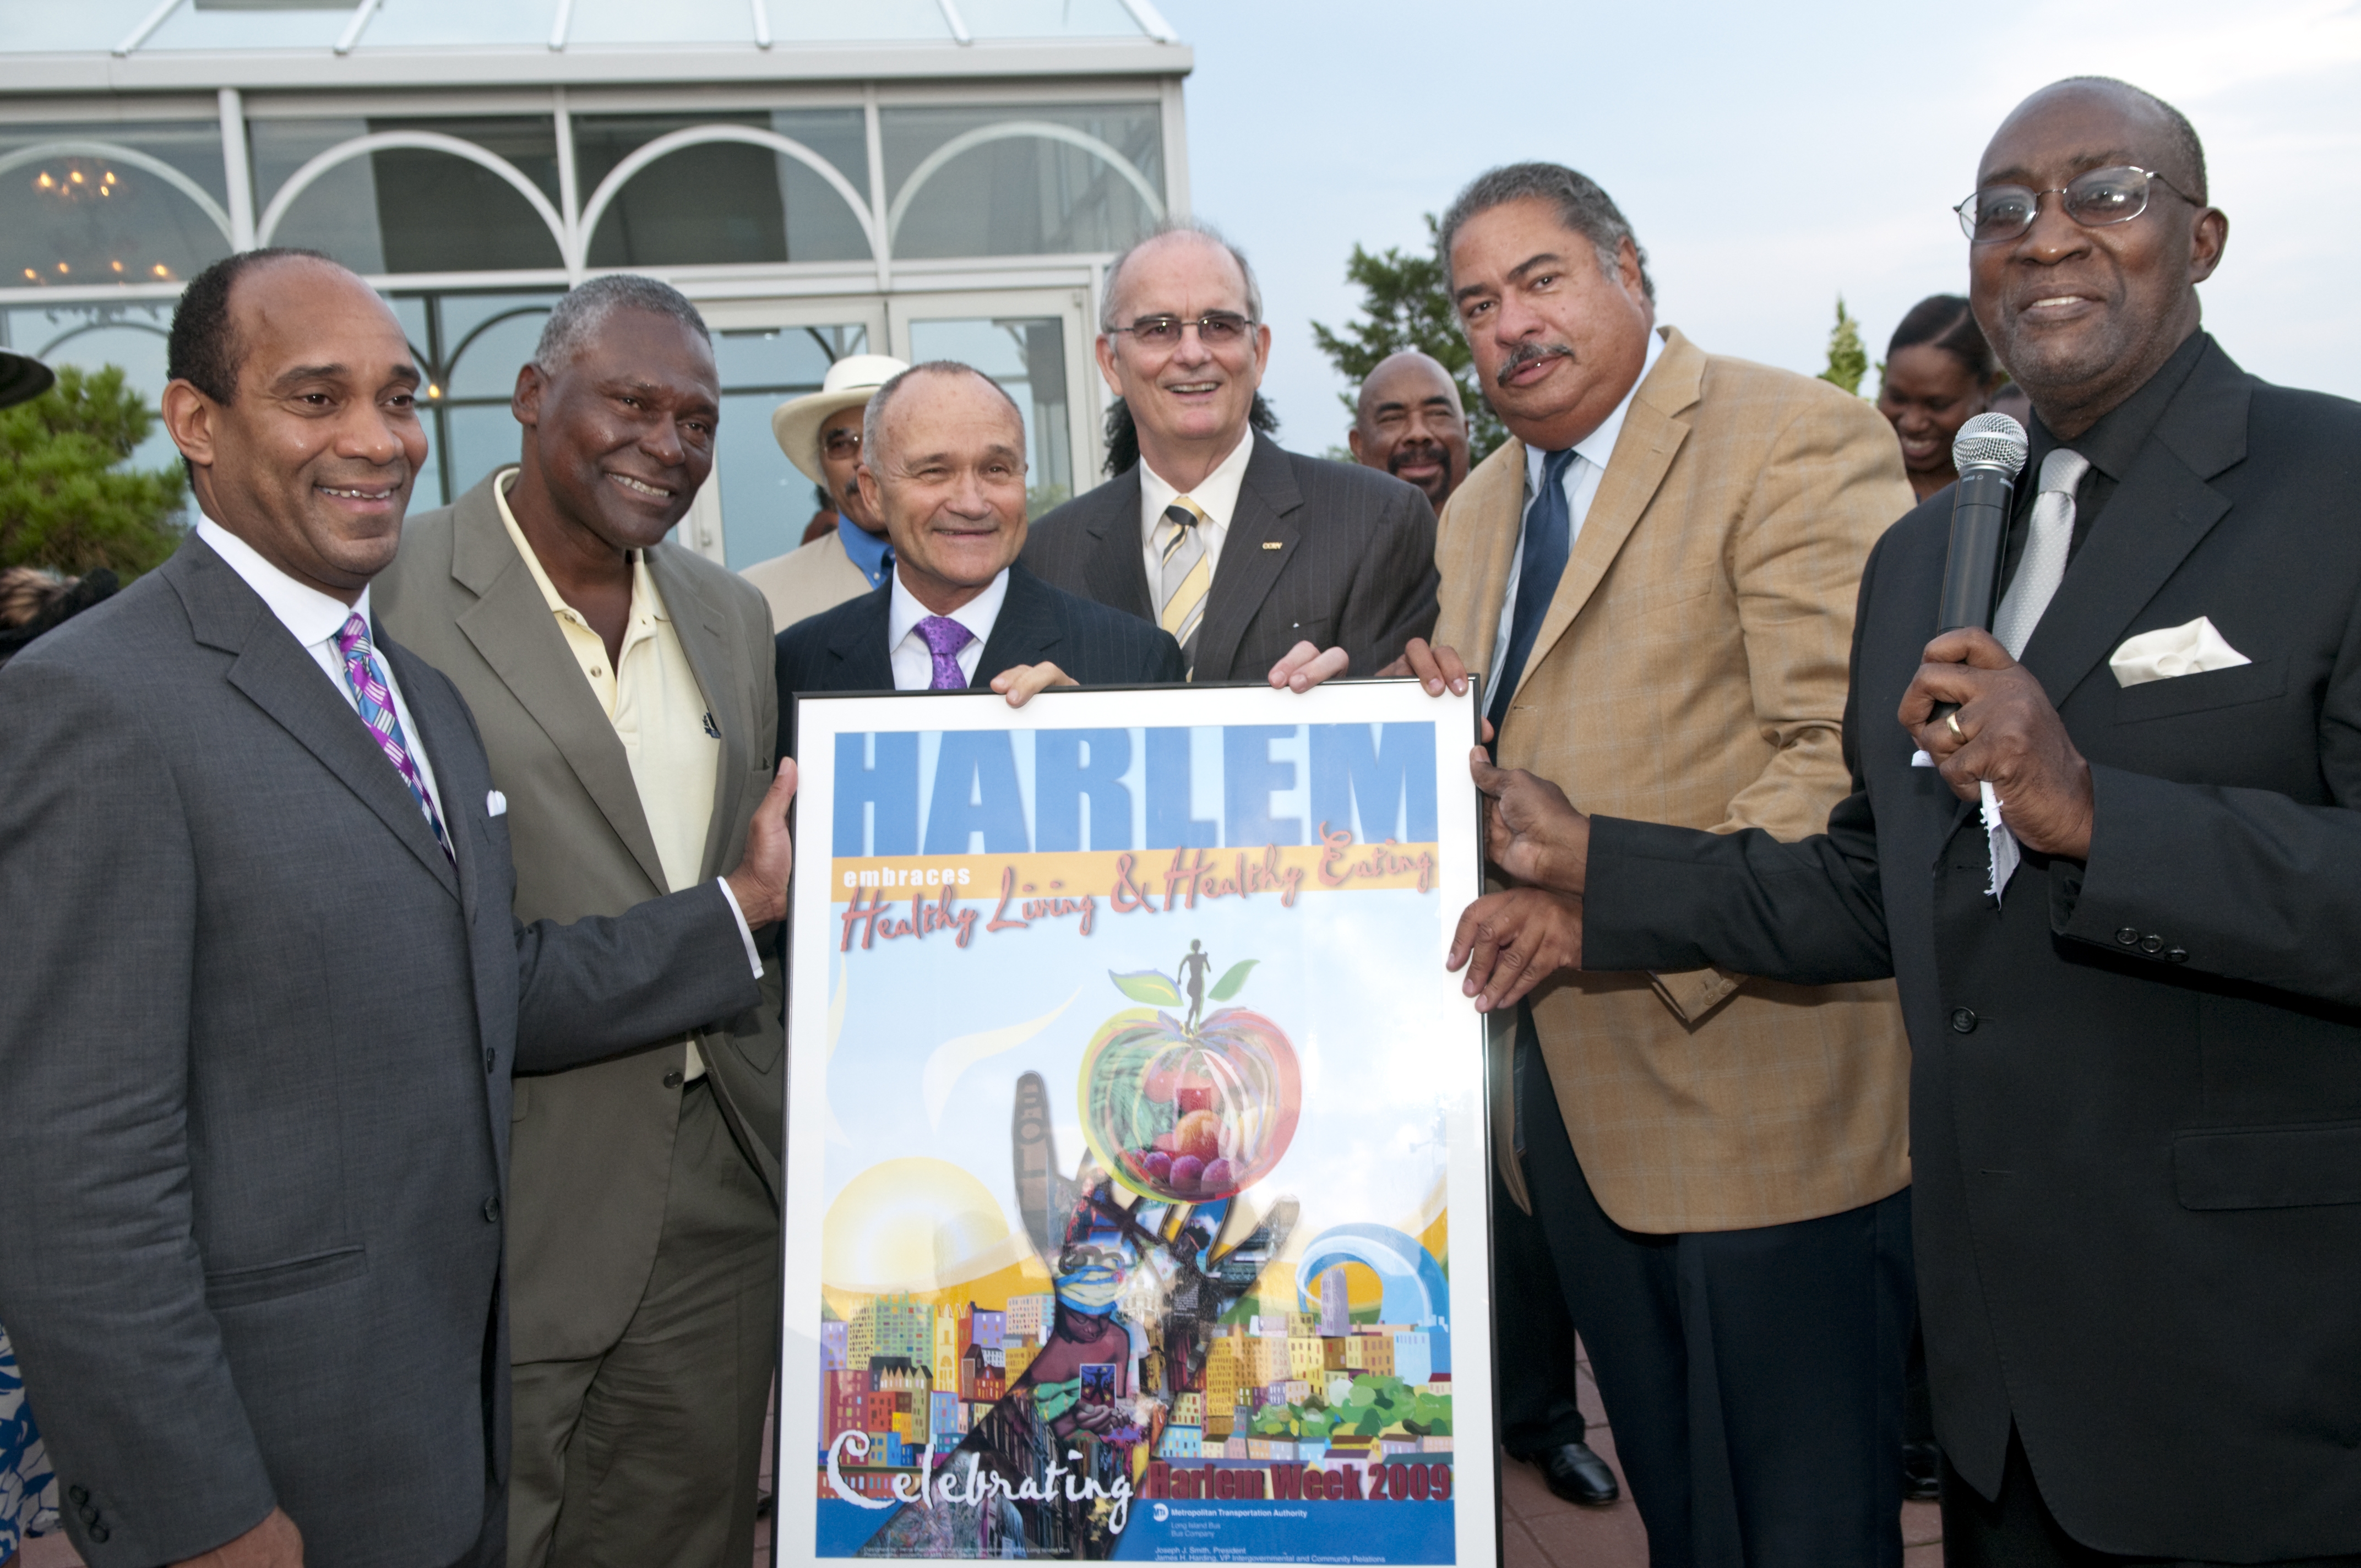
2109 617 2250 688
486 790 508 818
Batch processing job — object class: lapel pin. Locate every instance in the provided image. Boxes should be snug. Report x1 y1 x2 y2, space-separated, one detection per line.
1262 541 1283 550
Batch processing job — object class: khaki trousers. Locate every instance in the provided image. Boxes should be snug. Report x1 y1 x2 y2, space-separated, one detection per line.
508 1079 779 1568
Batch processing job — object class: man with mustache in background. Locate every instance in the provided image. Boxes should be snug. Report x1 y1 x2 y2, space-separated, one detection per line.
1348 349 1472 511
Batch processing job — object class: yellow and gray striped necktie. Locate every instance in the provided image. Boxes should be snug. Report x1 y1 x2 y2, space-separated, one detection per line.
1157 496 1211 679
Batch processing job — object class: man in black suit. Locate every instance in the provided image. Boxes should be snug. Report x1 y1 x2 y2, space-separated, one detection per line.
776 360 1183 733
1020 221 1437 688
1440 78 2361 1566
0 251 798 1568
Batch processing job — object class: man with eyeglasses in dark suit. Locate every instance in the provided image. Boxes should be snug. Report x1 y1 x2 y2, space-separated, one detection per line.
1021 220 1439 689
1448 76 2361 1567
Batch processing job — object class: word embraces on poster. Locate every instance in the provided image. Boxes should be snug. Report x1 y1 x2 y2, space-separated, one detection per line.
777 680 1493 1566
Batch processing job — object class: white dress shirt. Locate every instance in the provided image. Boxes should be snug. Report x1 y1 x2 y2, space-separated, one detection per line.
888 566 1011 691
196 515 448 819
1139 426 1255 591
1484 329 1664 712
195 515 763 974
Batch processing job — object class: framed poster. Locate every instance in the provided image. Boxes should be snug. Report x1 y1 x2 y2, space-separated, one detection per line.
777 679 1493 1565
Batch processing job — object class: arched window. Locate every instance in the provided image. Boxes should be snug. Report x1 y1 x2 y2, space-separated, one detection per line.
0 124 233 288
882 105 1165 260
572 112 877 270
252 120 567 275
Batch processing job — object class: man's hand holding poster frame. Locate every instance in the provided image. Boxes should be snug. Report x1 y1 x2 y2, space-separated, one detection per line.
778 679 1494 1565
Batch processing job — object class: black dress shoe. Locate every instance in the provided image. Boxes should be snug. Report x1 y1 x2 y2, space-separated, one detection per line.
1530 1440 1620 1506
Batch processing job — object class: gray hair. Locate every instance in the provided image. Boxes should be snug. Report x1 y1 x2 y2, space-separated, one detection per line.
1436 162 1653 302
862 361 1024 467
1098 219 1264 333
533 274 710 373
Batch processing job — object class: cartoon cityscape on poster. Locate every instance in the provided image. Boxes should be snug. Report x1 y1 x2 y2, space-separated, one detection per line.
803 716 1470 1561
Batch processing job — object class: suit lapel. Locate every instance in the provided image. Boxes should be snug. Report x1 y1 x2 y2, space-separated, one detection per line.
447 477 671 895
168 538 460 902
1079 468 1156 623
1450 439 1527 682
647 546 742 883
2018 342 2250 708
827 586 897 690
382 634 484 923
1511 331 1700 706
1193 435 1302 681
973 568 1063 682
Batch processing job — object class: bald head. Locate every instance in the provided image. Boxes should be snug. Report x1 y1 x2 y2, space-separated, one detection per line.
1350 351 1469 509
1970 76 2226 438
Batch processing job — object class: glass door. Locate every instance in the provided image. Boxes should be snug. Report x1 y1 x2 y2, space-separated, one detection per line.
886 287 1097 518
687 294 889 568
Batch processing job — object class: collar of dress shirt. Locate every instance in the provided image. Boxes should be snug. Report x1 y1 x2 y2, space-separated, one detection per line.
888 563 1010 666
2022 326 2210 484
195 512 372 650
1525 326 1665 492
1139 424 1256 542
837 513 894 587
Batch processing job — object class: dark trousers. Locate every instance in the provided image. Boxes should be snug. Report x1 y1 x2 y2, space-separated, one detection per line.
1517 1023 1912 1568
1943 1431 2361 1568
1493 1160 1587 1458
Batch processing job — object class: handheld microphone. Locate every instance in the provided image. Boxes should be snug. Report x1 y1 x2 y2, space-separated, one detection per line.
1930 412 2028 723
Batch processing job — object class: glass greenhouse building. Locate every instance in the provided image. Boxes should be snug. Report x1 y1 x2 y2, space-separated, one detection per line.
0 0 1193 565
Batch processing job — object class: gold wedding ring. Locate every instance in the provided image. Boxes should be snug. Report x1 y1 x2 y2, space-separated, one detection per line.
1945 712 1965 741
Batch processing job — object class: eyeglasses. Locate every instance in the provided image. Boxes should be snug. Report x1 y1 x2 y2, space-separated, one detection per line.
822 428 861 458
1105 312 1257 349
1955 165 2201 244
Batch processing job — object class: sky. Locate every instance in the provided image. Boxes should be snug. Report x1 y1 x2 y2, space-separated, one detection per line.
1158 0 2361 450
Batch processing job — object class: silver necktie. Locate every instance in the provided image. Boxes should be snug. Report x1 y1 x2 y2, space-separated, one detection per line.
1990 447 2092 659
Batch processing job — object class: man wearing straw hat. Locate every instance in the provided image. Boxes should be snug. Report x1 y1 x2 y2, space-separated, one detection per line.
739 352 908 634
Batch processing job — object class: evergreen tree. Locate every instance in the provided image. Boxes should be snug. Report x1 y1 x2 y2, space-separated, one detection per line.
0 364 187 578
1309 215 1506 461
1820 296 1870 396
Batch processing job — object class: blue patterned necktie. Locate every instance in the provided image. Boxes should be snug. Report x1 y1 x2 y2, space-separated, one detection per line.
1487 446 1580 741
335 613 454 864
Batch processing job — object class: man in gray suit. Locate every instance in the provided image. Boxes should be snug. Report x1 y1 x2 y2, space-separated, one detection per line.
377 276 782 1568
0 249 796 1568
1021 221 1439 688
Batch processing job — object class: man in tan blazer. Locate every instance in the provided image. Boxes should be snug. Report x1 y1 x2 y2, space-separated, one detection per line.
1401 165 1918 1566
738 352 907 633
377 276 782 1568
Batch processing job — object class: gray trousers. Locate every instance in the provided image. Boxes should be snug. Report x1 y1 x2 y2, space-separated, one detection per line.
508 1079 779 1568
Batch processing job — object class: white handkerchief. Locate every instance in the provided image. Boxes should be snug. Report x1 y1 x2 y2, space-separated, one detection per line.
486 790 508 818
2109 616 2250 688
1981 781 2020 903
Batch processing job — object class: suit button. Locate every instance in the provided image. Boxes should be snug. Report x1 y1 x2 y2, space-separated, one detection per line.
67 1484 87 1505
482 1196 502 1223
78 1504 97 1525
2114 927 2140 946
664 1069 684 1088
1949 1008 1978 1034
88 1523 110 1543
2167 947 2189 963
2140 934 2164 954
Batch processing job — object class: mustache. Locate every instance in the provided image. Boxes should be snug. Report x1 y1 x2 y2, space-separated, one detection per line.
1496 339 1574 387
1387 439 1446 476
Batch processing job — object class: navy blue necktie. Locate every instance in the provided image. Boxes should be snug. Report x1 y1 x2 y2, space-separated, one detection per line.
1487 446 1580 742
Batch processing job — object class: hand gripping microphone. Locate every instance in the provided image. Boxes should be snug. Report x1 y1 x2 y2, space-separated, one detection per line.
1930 411 2028 723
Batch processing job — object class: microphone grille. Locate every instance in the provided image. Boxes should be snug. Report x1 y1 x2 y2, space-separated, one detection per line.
1952 411 2028 476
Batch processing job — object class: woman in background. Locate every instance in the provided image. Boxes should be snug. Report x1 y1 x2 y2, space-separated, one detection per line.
1876 293 2009 502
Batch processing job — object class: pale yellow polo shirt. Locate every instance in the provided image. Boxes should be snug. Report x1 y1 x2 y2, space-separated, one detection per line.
496 469 720 1078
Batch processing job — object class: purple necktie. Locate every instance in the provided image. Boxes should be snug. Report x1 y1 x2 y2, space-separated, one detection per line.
335 613 454 864
916 614 973 690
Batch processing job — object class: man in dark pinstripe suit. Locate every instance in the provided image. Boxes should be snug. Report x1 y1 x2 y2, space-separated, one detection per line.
1022 221 1439 688
775 361 1183 754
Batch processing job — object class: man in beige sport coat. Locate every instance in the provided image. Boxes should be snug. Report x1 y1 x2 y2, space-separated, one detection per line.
1399 165 1918 1566
377 276 782 1568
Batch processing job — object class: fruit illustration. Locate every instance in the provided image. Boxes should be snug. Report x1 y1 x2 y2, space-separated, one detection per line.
1078 941 1302 1202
